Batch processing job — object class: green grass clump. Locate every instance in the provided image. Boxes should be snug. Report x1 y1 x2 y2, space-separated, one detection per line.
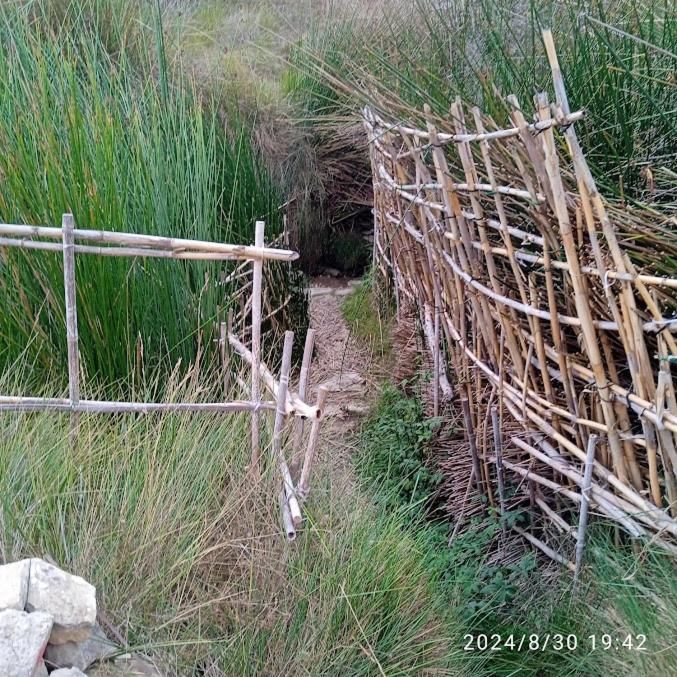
0 1 297 387
341 274 393 358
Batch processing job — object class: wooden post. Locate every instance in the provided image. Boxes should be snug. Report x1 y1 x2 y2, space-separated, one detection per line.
62 214 80 443
574 433 598 586
293 328 316 459
279 489 296 541
460 394 484 499
274 331 302 526
299 386 329 499
250 220 265 477
491 406 507 532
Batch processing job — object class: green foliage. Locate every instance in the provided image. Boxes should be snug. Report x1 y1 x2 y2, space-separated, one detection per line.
0 2 301 388
341 274 392 358
357 381 443 512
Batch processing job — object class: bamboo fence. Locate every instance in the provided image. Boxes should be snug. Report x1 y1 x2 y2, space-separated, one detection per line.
364 30 677 562
0 215 326 540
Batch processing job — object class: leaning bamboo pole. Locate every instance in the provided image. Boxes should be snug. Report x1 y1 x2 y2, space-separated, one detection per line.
274 331 302 527
250 221 265 477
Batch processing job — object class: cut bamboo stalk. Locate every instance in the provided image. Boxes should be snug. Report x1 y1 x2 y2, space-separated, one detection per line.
293 329 316 456
274 331 302 526
298 386 329 499
228 333 318 419
279 489 296 541
250 221 265 477
491 406 507 532
513 525 576 572
62 214 80 444
0 224 298 261
461 395 484 498
574 434 598 585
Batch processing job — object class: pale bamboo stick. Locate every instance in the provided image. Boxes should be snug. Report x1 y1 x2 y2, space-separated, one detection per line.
0 223 298 261
298 386 329 500
369 108 585 145
274 331 302 526
293 329 316 458
574 434 598 585
228 333 318 419
279 489 296 541
62 214 80 444
250 221 265 477
0 396 275 413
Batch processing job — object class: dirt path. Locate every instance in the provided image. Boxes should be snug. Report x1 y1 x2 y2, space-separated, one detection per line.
304 277 378 468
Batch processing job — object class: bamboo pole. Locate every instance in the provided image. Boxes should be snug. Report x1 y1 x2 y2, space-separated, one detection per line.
274 331 302 526
279 489 296 541
491 406 507 532
574 434 598 586
0 224 298 261
250 221 265 477
293 329 316 455
298 386 329 499
61 214 80 444
228 333 318 419
0 396 275 413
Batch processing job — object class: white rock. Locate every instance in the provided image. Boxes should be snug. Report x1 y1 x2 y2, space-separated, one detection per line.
0 609 53 677
51 669 87 677
25 559 96 645
0 559 30 611
45 625 117 671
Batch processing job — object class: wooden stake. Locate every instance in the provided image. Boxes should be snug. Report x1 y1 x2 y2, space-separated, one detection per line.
491 406 507 532
274 331 302 526
299 386 329 499
574 434 598 586
62 214 80 444
293 329 316 457
250 221 265 477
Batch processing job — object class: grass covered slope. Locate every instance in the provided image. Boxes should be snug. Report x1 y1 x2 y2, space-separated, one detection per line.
0 2 291 385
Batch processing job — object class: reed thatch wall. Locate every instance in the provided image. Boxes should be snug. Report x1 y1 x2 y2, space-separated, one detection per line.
364 31 677 561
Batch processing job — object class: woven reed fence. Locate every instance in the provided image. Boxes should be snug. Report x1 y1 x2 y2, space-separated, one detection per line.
364 31 677 564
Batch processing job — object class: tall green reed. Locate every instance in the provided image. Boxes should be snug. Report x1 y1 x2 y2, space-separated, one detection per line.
0 2 289 388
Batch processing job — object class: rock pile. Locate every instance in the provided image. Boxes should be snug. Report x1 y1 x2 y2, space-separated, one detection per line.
0 559 160 676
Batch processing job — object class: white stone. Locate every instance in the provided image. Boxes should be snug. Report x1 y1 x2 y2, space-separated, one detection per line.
0 609 53 677
51 669 87 677
45 625 116 671
0 559 30 611
25 559 96 645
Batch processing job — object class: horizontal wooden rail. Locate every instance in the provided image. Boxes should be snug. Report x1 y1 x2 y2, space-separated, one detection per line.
0 224 298 262
0 395 276 414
